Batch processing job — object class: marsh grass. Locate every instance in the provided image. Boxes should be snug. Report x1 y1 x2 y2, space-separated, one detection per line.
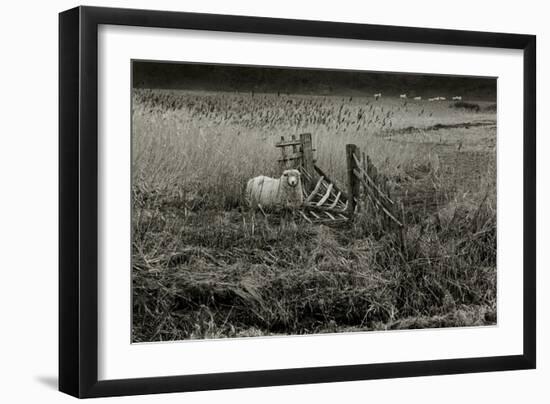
132 89 497 341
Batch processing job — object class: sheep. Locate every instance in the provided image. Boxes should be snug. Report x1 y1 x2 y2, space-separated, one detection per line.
400 94 407 99
452 96 462 101
373 93 382 100
414 96 422 100
428 97 436 102
440 96 446 101
245 169 304 209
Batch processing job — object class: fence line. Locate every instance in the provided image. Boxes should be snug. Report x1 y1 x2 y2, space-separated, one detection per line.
273 135 405 231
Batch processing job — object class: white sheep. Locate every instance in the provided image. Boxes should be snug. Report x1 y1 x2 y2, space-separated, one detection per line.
400 94 407 99
440 96 447 101
414 96 422 100
452 96 462 101
373 93 382 100
245 169 304 209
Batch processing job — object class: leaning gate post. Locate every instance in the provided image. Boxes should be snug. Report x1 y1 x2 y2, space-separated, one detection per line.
299 133 315 177
299 133 317 192
346 144 360 216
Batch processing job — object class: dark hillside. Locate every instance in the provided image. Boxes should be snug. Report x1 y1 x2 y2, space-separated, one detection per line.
133 61 496 100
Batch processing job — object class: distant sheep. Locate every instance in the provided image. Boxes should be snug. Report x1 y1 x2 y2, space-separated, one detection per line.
413 96 422 100
373 93 382 100
452 96 462 101
400 94 407 99
245 169 304 209
440 97 446 101
428 97 437 102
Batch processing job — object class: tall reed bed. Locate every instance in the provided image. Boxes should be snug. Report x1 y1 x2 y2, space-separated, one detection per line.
132 90 465 208
132 89 497 341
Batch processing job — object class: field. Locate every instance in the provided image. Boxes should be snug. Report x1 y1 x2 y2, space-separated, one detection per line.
132 89 497 342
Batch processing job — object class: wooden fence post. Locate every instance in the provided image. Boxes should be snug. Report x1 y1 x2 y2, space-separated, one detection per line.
346 144 360 215
300 133 315 177
300 133 316 191
279 136 287 171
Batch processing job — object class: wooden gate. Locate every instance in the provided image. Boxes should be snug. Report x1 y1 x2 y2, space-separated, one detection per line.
274 135 403 230
275 133 349 224
346 143 404 231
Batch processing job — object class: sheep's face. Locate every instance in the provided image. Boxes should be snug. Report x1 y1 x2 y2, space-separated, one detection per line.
282 169 301 188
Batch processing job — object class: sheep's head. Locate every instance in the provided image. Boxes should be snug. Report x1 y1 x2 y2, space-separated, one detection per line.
280 169 303 208
282 169 301 188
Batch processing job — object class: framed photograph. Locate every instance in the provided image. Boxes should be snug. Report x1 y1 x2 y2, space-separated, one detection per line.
59 6 536 398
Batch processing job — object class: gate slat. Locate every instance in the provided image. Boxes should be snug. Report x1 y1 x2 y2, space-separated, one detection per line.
316 183 333 206
305 176 324 203
328 191 341 209
309 211 321 219
298 210 312 223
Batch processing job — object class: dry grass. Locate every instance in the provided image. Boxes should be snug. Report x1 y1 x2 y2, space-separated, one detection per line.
132 89 497 342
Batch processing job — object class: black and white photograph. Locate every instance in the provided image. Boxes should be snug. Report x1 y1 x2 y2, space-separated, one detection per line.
131 61 498 342
1 1 542 401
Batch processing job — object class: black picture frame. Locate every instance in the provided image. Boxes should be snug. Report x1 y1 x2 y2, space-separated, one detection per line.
59 5 536 398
